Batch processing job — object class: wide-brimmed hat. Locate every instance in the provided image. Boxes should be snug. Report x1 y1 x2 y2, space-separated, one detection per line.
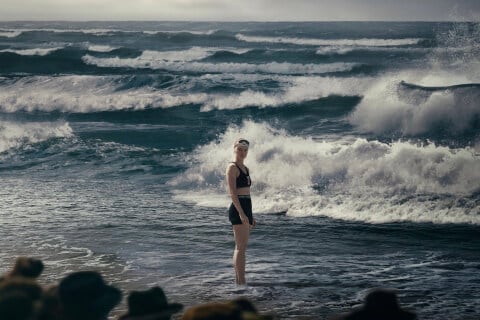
119 286 183 320
336 288 416 320
58 271 122 319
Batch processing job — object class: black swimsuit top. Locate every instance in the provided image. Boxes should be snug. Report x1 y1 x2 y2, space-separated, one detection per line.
232 162 251 188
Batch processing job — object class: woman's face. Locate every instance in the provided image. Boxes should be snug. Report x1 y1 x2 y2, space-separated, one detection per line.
234 146 248 160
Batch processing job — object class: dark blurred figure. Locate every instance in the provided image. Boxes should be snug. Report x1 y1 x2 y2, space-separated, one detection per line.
182 298 274 320
58 271 122 320
0 257 44 281
37 285 62 320
0 276 43 320
230 298 257 313
182 301 242 320
332 288 417 320
118 286 183 320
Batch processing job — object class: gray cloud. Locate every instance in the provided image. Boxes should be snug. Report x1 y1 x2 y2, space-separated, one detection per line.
0 0 479 21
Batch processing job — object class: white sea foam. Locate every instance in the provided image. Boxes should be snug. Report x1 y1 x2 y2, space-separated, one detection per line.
129 47 214 62
82 51 358 74
170 121 480 224
349 70 480 135
0 47 63 56
87 45 118 52
236 34 423 47
143 29 217 35
0 121 73 153
84 47 248 63
0 28 216 37
316 46 426 55
316 46 355 55
0 28 119 37
52 28 116 35
0 30 23 38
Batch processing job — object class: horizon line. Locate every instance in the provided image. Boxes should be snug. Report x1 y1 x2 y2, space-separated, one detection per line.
0 19 476 23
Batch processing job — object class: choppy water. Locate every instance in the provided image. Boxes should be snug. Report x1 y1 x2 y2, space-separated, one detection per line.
0 21 479 319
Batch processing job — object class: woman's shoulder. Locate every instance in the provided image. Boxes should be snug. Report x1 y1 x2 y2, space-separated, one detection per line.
226 162 239 171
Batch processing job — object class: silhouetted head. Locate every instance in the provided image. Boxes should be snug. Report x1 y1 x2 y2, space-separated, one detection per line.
337 289 416 320
364 289 401 312
120 286 183 320
58 271 121 320
9 257 44 279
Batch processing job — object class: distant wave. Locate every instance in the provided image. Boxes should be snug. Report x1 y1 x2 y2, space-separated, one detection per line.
170 121 480 225
316 46 427 55
143 29 217 35
0 75 210 113
82 51 358 75
84 47 247 62
316 46 355 55
201 76 370 111
87 45 119 52
0 47 64 56
349 72 480 135
0 28 219 37
0 30 23 38
0 28 117 36
236 34 423 46
0 121 72 153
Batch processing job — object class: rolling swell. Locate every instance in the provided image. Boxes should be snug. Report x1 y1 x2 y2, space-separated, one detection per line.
0 47 147 75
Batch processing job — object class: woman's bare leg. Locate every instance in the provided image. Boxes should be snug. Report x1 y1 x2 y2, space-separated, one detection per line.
233 224 250 285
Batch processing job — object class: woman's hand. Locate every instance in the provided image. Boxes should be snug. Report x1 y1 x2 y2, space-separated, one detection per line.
240 213 249 225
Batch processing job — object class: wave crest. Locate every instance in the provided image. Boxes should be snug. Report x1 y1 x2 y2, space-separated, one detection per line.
236 34 423 47
0 47 64 56
82 51 358 75
0 121 73 153
349 72 480 135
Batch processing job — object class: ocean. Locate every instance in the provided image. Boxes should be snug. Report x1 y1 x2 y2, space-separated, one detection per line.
0 21 479 319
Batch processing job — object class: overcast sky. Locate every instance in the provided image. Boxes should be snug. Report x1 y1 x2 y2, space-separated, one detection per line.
1 0 479 21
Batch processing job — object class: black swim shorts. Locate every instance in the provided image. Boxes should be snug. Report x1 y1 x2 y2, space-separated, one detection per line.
228 196 253 225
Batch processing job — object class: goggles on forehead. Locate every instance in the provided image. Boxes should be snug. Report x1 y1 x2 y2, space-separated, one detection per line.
235 139 250 148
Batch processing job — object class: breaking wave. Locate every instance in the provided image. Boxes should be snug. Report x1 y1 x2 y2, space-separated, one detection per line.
0 75 368 113
170 121 480 224
349 71 480 135
236 34 423 47
0 121 73 153
82 51 358 75
0 47 64 56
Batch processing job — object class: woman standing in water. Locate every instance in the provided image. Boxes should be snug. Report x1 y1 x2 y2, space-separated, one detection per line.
226 138 256 285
